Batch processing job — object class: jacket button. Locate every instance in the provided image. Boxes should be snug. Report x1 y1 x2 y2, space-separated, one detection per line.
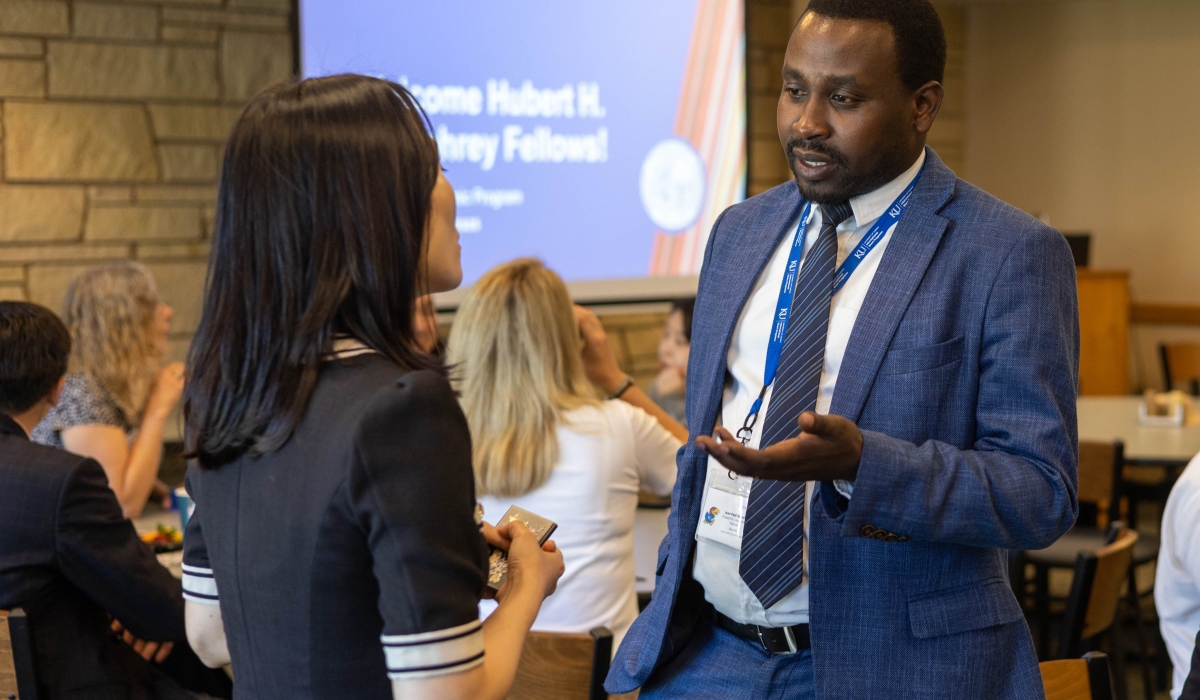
898 536 910 542
860 525 876 537
872 530 888 540
884 533 900 542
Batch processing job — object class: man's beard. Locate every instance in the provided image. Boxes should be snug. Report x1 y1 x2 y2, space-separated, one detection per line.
786 137 910 204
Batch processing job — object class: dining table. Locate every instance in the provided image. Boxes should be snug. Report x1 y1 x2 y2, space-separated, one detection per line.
1077 395 1200 466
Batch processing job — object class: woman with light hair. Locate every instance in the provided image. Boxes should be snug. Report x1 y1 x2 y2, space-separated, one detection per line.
448 258 686 648
33 261 184 519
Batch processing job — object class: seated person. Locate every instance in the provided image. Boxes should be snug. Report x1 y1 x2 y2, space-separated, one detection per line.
33 261 185 519
447 258 686 647
0 301 228 700
1159 451 1200 700
647 298 694 428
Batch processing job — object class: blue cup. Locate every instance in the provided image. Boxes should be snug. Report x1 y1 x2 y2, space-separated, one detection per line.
175 487 194 531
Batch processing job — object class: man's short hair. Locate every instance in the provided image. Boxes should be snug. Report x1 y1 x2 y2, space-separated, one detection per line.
804 0 947 92
0 301 71 415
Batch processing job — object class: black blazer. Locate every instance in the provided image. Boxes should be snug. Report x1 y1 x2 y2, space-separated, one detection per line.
183 356 488 699
0 413 186 699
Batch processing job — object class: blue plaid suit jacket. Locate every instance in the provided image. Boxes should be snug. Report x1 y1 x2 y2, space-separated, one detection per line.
607 149 1079 699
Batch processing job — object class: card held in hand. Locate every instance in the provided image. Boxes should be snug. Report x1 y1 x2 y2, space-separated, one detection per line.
486 506 558 591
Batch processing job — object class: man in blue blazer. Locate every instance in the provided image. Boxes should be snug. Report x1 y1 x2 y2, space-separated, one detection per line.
607 1 1078 698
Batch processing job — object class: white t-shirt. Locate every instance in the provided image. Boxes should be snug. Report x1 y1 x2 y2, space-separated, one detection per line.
478 400 680 648
1157 452 1200 699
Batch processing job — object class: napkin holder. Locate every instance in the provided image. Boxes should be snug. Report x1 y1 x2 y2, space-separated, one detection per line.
1140 390 1200 427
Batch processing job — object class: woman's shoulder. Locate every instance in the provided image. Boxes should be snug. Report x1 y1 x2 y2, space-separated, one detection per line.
47 372 126 429
346 364 462 440
560 399 651 438
61 371 105 400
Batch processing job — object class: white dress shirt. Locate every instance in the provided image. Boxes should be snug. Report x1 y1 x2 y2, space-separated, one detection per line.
1157 452 1200 699
478 400 680 649
693 151 925 626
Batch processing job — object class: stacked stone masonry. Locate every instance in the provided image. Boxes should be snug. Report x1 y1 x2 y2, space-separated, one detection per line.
0 0 291 358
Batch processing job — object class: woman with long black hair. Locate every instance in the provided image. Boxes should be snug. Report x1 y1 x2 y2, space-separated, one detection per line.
179 74 563 700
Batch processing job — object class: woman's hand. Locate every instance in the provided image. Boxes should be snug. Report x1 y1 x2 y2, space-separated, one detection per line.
486 521 563 603
145 362 185 420
573 306 625 395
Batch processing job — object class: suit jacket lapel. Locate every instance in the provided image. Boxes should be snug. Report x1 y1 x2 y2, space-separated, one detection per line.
829 148 956 423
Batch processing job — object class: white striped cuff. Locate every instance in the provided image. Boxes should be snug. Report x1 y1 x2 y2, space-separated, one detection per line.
181 564 220 606
382 620 485 680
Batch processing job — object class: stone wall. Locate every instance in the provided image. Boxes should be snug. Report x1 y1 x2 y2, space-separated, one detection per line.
0 0 293 361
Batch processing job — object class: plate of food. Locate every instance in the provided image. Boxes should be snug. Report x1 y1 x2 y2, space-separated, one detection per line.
141 524 183 553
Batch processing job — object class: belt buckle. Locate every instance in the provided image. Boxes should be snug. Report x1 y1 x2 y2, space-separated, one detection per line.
755 625 800 655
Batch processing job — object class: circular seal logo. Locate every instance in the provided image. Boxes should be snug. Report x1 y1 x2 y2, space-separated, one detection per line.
639 138 706 232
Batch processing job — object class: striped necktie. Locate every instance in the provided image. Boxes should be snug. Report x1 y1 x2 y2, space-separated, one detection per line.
738 201 853 610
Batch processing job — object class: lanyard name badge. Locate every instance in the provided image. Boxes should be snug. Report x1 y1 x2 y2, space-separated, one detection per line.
695 168 923 552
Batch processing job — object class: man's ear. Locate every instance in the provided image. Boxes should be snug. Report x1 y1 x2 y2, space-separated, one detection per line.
48 375 66 407
913 80 944 136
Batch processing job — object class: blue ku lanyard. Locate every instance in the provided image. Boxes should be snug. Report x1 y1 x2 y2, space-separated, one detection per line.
734 167 924 446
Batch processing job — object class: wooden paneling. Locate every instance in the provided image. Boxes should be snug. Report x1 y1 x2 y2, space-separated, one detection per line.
1077 270 1130 396
1133 302 1200 326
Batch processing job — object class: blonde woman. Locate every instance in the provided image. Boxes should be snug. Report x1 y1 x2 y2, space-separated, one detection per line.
448 258 686 648
33 262 184 519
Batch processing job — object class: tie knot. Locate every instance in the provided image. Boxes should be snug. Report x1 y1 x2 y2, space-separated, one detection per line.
820 202 854 229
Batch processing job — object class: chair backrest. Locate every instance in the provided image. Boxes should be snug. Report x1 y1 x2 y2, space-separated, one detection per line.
506 627 612 700
0 608 37 700
1040 651 1116 700
1058 527 1137 659
1161 343 1200 395
1077 441 1123 525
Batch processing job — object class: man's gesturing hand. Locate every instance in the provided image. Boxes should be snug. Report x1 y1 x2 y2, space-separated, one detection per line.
695 412 864 482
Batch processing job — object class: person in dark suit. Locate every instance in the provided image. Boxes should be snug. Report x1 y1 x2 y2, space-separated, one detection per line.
606 1 1078 698
0 301 228 700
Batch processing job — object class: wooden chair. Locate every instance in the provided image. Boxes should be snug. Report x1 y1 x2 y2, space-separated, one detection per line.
1018 443 1160 699
1161 342 1200 396
1058 527 1137 661
507 627 613 700
0 608 38 700
1019 442 1122 654
1041 651 1116 700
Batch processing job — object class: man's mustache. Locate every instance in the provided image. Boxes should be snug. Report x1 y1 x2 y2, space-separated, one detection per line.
785 139 848 168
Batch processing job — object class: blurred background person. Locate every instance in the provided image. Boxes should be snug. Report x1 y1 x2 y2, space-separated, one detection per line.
448 258 686 648
0 301 230 700
33 261 184 519
647 298 694 429
180 75 562 700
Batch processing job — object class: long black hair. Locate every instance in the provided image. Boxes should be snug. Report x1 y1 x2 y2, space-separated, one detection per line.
185 74 442 468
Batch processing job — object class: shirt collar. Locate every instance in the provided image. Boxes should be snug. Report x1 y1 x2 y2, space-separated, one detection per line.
0 413 29 440
847 149 926 230
325 336 378 361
